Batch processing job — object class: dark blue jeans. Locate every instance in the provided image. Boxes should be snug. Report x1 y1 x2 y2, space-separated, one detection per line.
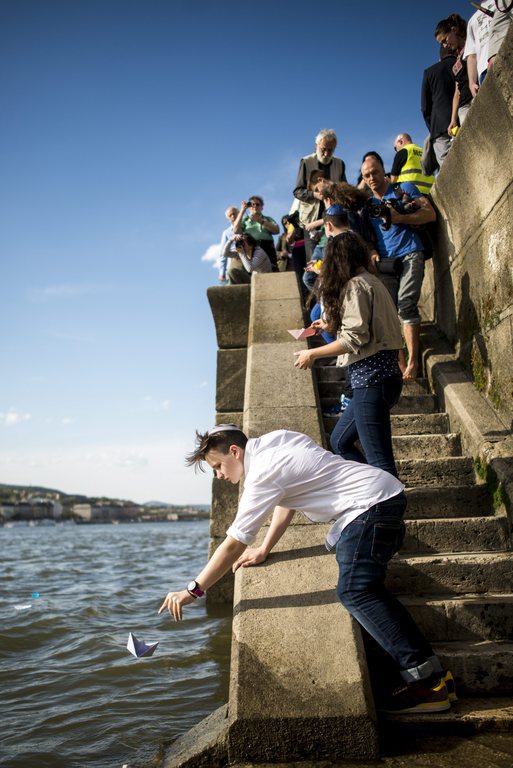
330 378 402 477
336 493 436 679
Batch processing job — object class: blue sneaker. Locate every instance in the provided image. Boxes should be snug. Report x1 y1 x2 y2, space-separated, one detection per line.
340 395 352 412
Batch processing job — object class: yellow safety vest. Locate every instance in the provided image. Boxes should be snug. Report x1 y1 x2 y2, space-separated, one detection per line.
396 144 434 194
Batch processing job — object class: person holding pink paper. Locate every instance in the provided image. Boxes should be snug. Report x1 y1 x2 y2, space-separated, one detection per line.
294 224 403 478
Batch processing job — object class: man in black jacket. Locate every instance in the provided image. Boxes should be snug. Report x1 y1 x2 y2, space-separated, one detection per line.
421 46 457 167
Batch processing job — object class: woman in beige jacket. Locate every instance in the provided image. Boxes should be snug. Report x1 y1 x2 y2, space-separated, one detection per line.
294 224 403 478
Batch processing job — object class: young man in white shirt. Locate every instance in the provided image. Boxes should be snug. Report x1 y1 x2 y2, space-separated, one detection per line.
159 424 452 714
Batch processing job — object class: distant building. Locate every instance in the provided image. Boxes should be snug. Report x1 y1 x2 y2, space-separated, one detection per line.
0 500 63 521
72 502 140 522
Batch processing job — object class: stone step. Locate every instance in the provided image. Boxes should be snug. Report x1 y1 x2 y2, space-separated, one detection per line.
437 641 513 697
405 485 493 518
392 394 438 414
393 433 462 459
321 433 462 460
387 552 513 596
400 379 431 396
397 457 476 487
321 393 438 415
401 594 513 643
379 696 513 739
316 377 430 398
323 412 451 436
402 515 510 555
390 412 450 435
314 367 346 386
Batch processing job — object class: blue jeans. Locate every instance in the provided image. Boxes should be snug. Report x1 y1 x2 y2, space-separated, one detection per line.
330 378 402 477
336 493 436 680
381 251 425 325
310 302 335 344
302 244 324 292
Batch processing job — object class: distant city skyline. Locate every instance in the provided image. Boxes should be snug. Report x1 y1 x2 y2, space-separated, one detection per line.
1 0 476 502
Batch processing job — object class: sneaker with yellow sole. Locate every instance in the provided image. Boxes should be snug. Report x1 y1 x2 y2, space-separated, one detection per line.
379 677 451 714
443 669 458 702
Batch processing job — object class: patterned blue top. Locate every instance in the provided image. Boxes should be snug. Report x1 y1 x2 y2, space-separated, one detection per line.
348 349 402 388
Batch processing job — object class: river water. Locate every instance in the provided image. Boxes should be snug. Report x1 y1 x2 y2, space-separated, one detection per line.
0 521 232 768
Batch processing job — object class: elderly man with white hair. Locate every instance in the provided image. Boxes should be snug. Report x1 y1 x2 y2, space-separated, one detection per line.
293 129 347 258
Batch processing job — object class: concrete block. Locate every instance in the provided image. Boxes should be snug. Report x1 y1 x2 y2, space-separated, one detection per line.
227 525 379 762
244 343 318 409
207 536 235 605
215 412 243 430
215 349 247 413
162 704 229 768
250 271 302 301
244 406 323 445
207 285 250 349
249 298 306 344
210 477 239 537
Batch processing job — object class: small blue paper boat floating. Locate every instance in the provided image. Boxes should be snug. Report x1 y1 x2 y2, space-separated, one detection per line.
127 631 159 658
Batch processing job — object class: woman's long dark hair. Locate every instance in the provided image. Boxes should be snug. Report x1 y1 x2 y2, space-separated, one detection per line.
320 230 371 335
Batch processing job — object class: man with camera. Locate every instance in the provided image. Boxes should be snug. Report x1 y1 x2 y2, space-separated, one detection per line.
232 195 279 268
361 156 436 381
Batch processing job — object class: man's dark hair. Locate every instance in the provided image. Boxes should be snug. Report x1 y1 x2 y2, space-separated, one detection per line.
249 195 264 206
308 169 327 188
185 427 248 472
361 150 385 169
323 210 348 228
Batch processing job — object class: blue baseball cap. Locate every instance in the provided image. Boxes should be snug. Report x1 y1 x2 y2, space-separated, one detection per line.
325 204 349 216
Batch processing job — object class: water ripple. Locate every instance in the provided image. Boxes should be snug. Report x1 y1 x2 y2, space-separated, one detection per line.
0 521 231 768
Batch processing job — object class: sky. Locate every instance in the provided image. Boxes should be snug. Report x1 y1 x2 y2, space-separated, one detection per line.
0 0 477 504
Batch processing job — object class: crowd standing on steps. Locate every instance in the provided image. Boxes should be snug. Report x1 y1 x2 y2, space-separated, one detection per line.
173 0 512 721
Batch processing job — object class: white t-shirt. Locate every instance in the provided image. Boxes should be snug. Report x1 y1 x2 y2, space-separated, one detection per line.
226 430 404 550
463 1 496 77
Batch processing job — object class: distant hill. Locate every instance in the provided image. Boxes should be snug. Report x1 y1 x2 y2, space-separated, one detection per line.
0 483 208 510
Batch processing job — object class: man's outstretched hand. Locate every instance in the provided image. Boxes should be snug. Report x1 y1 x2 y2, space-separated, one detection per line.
158 590 196 621
232 547 268 571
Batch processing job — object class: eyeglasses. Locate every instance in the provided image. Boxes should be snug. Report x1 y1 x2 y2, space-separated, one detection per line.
249 201 262 207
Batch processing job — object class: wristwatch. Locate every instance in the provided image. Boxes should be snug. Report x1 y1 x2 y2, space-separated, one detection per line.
187 580 205 598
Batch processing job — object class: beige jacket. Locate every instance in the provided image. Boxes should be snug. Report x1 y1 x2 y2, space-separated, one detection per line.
336 270 403 368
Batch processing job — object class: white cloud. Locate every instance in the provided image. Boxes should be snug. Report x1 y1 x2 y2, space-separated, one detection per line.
30 283 110 300
0 409 31 427
201 243 221 267
141 396 173 413
0 439 212 504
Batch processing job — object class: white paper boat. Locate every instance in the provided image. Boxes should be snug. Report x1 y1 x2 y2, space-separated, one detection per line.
127 631 159 658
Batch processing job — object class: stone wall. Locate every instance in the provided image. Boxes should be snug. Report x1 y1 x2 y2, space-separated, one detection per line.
207 284 250 603
421 23 513 428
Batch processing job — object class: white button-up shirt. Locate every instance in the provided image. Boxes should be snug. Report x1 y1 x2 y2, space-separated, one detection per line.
226 430 404 549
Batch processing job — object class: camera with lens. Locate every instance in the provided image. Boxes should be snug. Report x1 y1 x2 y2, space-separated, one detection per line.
365 186 420 231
